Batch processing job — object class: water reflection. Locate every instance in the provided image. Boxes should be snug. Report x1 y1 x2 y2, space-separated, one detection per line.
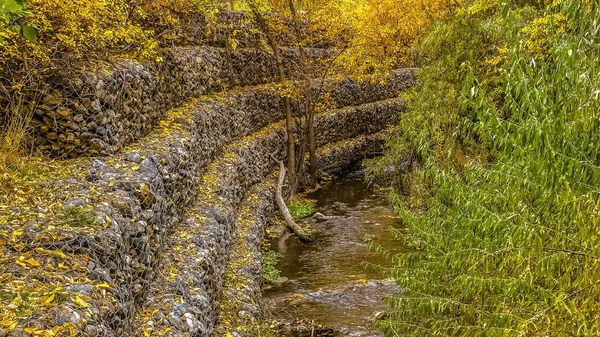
263 170 409 336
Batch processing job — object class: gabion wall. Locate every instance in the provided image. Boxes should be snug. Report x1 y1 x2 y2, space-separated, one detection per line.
3 72 410 336
29 47 336 157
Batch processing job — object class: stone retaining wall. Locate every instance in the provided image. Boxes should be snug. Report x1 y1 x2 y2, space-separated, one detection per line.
127 98 404 337
134 129 389 337
216 131 389 337
3 91 405 336
29 47 335 157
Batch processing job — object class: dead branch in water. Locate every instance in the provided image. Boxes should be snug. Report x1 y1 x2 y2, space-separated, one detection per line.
270 154 313 243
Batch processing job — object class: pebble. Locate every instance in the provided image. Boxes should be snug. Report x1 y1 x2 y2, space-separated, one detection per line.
272 276 289 285
66 284 94 296
8 328 29 337
173 304 186 317
62 197 87 211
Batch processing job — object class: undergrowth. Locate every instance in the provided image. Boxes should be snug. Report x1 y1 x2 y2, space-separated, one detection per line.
371 0 600 335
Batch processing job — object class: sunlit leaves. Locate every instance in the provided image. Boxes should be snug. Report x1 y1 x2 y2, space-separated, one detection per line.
334 0 460 80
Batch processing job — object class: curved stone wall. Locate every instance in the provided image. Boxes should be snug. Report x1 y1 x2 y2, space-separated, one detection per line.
2 88 406 336
216 131 389 337
134 130 389 337
30 47 336 157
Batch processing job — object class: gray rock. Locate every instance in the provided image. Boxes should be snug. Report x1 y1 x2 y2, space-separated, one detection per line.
62 197 87 211
91 99 102 112
67 284 94 296
51 305 81 326
272 277 289 286
173 304 186 317
124 151 143 163
168 314 184 330
182 313 198 333
291 325 311 337
84 324 101 337
95 126 108 137
313 212 328 221
8 328 30 337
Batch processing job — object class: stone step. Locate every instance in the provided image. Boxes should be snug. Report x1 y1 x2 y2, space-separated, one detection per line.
30 46 337 158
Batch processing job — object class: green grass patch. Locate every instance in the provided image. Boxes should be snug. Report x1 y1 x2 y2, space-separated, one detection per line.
64 206 96 228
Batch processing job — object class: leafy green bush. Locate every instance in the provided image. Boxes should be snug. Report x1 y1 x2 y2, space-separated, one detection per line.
0 0 36 44
373 0 600 335
287 198 315 219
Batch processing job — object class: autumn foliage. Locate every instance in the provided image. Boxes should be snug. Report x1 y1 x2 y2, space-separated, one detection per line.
335 0 458 78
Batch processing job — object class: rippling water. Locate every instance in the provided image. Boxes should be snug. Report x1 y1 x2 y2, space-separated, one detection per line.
263 170 409 336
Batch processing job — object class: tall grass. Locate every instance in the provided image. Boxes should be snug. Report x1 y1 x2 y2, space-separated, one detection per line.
0 93 35 171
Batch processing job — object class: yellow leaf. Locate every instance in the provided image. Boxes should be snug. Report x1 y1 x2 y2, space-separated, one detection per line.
26 258 41 267
11 230 23 242
43 292 56 305
142 327 152 337
41 330 56 337
35 248 66 259
97 282 110 289
74 295 89 308
105 216 112 223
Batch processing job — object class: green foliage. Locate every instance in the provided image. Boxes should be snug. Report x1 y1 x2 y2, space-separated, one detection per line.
0 0 36 44
287 198 315 219
261 248 281 283
373 0 600 335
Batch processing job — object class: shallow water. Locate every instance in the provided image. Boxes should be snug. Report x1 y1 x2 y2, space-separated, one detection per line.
263 170 409 336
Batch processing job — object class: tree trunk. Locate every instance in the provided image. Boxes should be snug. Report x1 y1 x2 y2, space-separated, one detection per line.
309 108 317 182
287 0 318 184
251 6 298 196
272 155 313 243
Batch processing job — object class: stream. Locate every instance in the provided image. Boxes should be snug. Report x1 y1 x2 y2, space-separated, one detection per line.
263 169 409 336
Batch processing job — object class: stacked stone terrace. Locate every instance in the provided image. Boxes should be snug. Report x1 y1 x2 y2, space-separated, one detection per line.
0 12 415 337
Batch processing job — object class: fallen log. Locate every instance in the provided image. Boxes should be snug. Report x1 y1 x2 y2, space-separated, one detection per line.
270 154 314 243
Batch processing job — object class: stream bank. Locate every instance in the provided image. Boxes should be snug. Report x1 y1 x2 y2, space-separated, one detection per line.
263 169 409 337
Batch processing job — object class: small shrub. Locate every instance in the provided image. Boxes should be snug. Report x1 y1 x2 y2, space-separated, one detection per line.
287 198 315 219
